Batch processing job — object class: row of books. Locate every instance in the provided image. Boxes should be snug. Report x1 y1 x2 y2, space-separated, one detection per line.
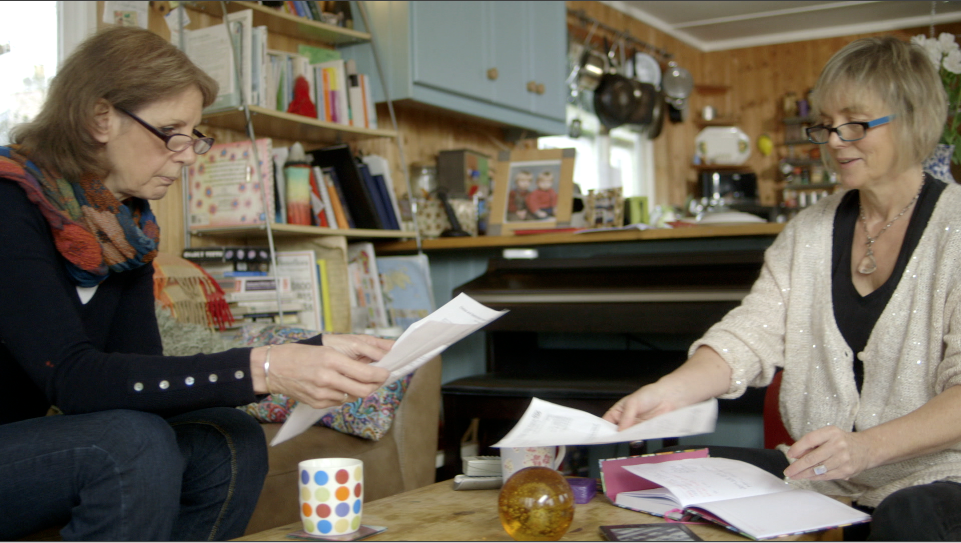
183 243 435 333
186 138 404 232
181 9 377 129
270 1 353 29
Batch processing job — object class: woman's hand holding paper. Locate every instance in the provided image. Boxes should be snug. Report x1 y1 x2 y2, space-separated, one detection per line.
603 346 732 431
254 340 391 408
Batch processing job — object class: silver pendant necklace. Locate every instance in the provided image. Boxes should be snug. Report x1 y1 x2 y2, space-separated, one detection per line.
856 174 924 275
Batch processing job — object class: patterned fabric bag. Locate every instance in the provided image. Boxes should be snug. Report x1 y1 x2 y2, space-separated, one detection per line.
236 325 412 441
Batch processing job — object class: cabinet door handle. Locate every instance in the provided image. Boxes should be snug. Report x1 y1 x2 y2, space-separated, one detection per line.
527 81 537 93
487 68 498 80
536 83 545 95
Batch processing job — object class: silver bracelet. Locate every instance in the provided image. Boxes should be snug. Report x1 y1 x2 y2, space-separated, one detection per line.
264 345 274 395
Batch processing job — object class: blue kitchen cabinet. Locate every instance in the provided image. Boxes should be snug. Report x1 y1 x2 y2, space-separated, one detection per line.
343 1 567 135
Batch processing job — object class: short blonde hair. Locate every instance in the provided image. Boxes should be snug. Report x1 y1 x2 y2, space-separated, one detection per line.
811 36 946 172
13 26 218 180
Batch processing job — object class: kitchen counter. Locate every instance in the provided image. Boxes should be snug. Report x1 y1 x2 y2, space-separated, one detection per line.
376 222 785 388
375 222 785 254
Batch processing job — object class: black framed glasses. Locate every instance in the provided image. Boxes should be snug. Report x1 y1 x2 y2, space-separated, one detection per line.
806 115 894 144
116 106 214 154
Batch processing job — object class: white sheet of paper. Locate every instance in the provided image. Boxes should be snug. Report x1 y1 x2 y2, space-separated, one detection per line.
491 397 717 448
270 293 507 446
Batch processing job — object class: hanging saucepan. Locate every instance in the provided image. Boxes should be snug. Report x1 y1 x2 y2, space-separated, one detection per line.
626 81 657 126
646 89 666 139
566 22 607 93
593 39 640 129
662 60 693 124
573 46 608 92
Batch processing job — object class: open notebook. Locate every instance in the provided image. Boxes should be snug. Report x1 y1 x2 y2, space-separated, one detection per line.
600 451 871 541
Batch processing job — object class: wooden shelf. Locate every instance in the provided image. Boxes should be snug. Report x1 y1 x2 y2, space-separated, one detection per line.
202 105 397 143
695 117 741 127
693 163 752 170
781 158 820 165
782 116 816 125
376 223 785 253
694 84 730 95
783 139 815 146
785 182 838 191
184 1 372 45
190 223 416 240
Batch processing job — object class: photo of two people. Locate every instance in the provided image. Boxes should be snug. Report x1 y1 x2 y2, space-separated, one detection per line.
506 160 562 222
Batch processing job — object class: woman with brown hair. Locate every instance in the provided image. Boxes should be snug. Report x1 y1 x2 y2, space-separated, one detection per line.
0 26 391 541
606 36 961 541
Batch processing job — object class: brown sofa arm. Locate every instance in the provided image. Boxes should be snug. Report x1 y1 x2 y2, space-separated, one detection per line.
393 356 442 491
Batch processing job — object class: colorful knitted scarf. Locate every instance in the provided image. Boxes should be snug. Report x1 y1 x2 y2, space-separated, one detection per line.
0 145 159 287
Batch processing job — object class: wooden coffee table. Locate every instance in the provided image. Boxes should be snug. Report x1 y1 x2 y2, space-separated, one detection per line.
237 480 839 541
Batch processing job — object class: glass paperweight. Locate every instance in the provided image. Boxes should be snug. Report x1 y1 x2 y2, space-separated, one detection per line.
498 466 575 541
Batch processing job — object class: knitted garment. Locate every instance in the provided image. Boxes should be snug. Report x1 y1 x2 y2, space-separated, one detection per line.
691 183 961 507
0 145 159 287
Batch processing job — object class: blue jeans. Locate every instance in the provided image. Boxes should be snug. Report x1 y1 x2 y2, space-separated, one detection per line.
667 445 961 541
0 407 268 541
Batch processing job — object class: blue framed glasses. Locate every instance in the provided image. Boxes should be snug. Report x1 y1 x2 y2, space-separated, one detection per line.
116 106 214 154
806 115 894 144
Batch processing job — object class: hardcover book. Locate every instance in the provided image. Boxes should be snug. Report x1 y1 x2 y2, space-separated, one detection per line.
310 145 383 230
600 451 871 541
187 139 274 229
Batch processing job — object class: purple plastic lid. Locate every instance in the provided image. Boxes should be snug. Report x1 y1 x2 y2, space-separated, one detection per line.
566 477 597 504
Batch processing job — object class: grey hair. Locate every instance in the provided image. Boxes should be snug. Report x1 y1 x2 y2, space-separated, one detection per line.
811 36 946 172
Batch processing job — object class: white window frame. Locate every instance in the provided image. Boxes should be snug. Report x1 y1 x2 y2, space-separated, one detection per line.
58 1 97 64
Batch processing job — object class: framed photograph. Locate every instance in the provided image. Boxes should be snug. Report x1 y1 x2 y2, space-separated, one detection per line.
488 148 576 236
585 187 624 229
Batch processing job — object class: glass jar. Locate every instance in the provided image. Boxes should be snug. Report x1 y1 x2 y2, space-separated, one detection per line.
409 163 437 199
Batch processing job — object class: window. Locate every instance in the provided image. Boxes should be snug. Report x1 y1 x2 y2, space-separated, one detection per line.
0 2 58 145
0 1 95 146
538 103 655 200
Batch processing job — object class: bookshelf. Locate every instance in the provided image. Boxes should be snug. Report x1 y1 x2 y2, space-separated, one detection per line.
185 1 372 45
202 105 397 143
177 1 417 249
170 1 419 333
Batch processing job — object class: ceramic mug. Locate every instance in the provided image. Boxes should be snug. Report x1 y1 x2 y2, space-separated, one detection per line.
500 445 567 480
298 458 364 536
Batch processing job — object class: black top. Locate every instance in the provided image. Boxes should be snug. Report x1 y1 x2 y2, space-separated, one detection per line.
832 174 946 392
0 178 321 425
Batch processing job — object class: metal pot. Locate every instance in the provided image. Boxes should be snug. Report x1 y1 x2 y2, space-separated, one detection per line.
573 47 608 92
594 71 637 129
662 61 693 103
646 89 666 139
592 38 641 129
626 81 657 126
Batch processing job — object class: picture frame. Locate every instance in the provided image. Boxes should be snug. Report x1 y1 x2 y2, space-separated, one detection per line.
487 148 576 236
585 187 624 229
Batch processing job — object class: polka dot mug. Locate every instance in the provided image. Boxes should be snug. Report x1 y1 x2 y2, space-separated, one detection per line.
298 458 364 536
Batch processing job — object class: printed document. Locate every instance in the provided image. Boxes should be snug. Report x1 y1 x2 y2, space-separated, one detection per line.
492 397 718 448
271 293 507 446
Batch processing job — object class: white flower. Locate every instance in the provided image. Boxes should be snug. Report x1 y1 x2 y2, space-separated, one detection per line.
944 48 961 74
914 34 943 69
938 32 959 55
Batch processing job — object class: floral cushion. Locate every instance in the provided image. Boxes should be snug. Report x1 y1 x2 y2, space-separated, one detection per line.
236 325 411 441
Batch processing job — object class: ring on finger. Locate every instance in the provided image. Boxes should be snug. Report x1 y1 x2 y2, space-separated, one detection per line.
342 392 349 404
813 464 828 476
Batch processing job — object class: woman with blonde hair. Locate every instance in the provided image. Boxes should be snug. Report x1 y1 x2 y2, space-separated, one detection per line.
0 26 392 541
606 36 961 541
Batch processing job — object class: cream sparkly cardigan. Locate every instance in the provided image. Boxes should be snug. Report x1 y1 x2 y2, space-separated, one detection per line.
691 182 961 507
